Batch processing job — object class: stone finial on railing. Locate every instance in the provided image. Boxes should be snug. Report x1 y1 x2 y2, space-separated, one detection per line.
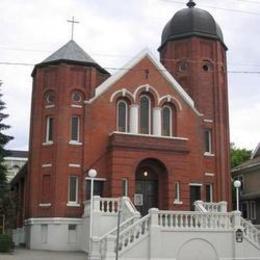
219 201 227 213
149 208 159 226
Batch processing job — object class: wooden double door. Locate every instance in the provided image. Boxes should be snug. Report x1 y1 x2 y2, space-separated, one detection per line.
135 179 158 216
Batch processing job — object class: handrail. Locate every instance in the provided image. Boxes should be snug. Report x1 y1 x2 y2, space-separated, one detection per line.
241 217 260 248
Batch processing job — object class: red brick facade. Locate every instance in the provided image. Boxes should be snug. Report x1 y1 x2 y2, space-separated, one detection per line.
20 40 231 220
12 8 231 223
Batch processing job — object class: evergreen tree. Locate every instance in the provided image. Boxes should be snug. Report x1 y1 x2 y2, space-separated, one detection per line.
0 81 13 204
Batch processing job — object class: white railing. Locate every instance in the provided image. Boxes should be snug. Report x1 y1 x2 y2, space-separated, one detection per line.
241 217 260 248
158 211 234 230
99 197 120 214
117 214 150 253
194 201 227 213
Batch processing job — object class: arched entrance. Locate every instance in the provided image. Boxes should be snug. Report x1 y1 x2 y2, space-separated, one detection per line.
135 158 168 215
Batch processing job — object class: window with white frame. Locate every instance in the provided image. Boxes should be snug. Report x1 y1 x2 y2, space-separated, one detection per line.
174 181 180 202
45 116 53 142
122 178 128 196
117 100 128 132
205 184 213 202
71 116 80 142
162 105 172 136
68 176 78 204
140 95 151 134
204 129 212 153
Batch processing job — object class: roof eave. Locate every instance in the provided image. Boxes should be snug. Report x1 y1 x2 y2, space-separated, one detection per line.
158 33 228 52
31 59 110 77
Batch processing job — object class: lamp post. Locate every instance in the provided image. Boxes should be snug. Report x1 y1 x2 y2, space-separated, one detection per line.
234 180 241 211
88 169 97 240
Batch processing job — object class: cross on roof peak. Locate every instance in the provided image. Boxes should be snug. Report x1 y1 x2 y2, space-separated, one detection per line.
67 16 79 40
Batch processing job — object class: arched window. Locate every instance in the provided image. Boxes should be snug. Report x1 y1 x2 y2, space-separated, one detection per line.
162 106 172 136
117 100 128 132
140 95 151 134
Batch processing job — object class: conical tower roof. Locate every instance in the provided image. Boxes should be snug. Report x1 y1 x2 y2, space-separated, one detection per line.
33 40 109 75
42 40 97 64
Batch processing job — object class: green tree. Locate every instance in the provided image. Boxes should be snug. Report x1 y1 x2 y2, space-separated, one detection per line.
230 143 252 168
0 81 14 232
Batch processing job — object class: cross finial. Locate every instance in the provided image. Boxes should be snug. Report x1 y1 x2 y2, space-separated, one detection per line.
187 0 196 8
67 16 79 40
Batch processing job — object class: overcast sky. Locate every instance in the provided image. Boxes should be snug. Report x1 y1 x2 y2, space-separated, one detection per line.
0 0 259 151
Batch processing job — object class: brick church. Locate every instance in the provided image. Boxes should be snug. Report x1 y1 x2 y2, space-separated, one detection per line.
12 0 231 249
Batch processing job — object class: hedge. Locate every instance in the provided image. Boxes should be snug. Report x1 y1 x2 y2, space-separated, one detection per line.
0 234 12 252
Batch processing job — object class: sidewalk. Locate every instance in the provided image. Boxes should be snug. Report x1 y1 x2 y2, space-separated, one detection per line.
0 248 87 260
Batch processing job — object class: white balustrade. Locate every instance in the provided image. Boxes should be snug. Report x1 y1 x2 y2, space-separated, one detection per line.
194 201 227 213
99 197 120 214
116 214 150 253
158 211 234 231
241 217 260 248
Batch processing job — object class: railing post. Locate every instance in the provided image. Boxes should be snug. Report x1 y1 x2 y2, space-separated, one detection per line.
149 208 161 259
93 196 101 212
219 201 227 212
104 235 116 258
88 236 101 260
232 211 242 229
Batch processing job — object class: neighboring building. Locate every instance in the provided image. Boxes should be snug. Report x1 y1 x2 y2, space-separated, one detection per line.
4 150 28 182
232 143 260 225
11 0 243 256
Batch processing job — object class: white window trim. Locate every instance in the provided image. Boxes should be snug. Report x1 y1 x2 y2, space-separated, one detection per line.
39 203 52 207
174 181 182 204
71 116 80 142
139 95 152 135
45 104 55 109
122 178 128 197
117 100 128 132
69 140 82 145
41 163 52 168
68 163 81 168
206 184 213 202
189 183 203 186
162 105 173 137
45 116 53 143
68 176 79 204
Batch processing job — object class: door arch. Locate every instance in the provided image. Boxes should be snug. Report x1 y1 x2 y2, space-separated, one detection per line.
135 158 168 215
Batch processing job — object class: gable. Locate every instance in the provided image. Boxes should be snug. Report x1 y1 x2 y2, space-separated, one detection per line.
87 49 202 116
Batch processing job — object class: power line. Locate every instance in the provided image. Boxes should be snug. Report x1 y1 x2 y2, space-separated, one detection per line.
161 0 260 16
1 61 260 74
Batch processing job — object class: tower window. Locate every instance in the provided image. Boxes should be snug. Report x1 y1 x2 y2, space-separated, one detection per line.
72 91 82 103
71 116 80 142
45 117 53 142
174 181 180 202
122 178 128 196
162 106 172 136
178 61 188 72
139 95 151 134
117 100 128 132
204 129 212 154
44 91 55 106
202 61 213 72
68 176 78 203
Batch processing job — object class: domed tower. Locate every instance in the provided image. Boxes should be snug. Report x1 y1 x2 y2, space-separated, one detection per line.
159 0 231 204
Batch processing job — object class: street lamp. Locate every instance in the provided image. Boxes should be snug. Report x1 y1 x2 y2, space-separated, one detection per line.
234 180 241 211
88 168 97 240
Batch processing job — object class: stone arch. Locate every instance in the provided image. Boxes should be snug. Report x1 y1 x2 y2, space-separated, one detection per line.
177 238 218 260
110 89 134 104
159 95 182 111
135 158 168 215
133 84 160 105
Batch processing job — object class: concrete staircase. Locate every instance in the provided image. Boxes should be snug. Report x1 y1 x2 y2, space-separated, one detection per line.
84 197 260 260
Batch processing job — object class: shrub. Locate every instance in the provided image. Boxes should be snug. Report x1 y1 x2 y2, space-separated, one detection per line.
0 234 12 252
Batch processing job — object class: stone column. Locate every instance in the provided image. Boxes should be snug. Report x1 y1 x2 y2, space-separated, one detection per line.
153 107 161 136
129 104 139 134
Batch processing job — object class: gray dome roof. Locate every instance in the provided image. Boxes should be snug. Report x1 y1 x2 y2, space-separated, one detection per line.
160 2 226 49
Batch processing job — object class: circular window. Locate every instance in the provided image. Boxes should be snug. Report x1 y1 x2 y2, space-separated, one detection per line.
178 61 188 72
72 91 82 103
45 92 55 105
202 61 213 72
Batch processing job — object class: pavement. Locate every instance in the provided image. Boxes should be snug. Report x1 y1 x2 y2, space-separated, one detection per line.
0 248 87 260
